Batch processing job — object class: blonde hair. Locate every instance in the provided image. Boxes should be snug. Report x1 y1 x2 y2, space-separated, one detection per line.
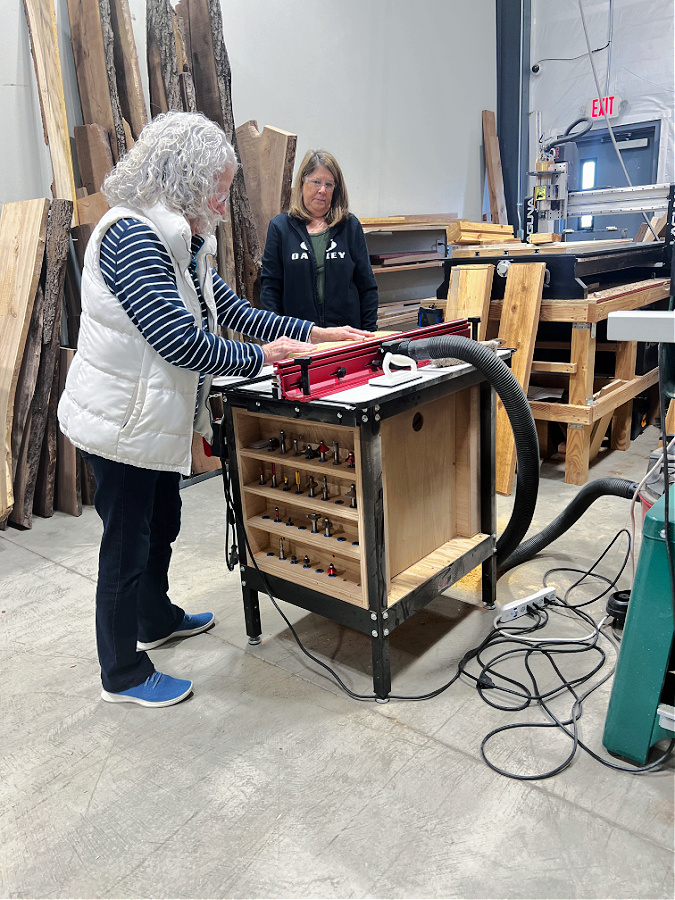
102 111 237 234
289 150 349 226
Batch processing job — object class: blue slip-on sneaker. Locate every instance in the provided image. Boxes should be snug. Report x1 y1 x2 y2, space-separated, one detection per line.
136 612 215 651
101 671 193 707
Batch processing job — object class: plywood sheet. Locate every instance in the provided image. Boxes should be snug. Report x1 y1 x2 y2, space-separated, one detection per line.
0 199 50 523
495 262 545 495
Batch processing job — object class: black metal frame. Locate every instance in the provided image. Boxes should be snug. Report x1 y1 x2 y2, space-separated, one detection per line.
218 367 497 700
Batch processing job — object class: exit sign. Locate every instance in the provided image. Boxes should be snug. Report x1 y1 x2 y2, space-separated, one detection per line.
586 95 622 119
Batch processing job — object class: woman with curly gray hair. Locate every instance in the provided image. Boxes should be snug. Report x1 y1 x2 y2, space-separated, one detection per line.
58 111 371 709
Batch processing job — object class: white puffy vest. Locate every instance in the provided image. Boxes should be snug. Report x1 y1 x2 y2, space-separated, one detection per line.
58 203 218 475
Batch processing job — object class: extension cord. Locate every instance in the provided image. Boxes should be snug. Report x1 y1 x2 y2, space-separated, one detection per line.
497 587 556 623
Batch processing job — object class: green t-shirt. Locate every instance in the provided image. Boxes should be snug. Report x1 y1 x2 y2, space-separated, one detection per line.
309 229 330 316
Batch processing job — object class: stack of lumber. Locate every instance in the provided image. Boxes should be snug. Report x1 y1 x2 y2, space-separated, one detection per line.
376 300 423 330
360 215 458 228
446 220 517 245
1 199 89 530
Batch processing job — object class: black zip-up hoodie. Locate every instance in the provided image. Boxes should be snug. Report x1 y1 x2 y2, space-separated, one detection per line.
260 212 378 330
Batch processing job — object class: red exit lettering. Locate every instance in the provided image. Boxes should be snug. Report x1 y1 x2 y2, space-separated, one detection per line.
592 96 615 117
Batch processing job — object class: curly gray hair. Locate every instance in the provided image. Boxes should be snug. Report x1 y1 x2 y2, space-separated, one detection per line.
102 111 237 233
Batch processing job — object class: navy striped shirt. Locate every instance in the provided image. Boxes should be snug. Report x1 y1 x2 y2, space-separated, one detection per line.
99 219 312 382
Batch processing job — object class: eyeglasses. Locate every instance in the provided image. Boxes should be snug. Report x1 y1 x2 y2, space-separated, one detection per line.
304 178 335 192
212 190 230 206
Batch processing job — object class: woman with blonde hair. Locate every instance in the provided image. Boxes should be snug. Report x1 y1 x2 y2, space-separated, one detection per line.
58 113 369 708
260 150 378 330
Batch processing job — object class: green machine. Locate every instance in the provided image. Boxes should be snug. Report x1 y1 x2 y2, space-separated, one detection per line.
603 486 675 763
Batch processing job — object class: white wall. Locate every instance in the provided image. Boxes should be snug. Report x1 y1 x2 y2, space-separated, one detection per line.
2 0 496 220
529 0 674 183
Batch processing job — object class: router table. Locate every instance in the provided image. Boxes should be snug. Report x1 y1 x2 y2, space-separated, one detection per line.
213 336 503 700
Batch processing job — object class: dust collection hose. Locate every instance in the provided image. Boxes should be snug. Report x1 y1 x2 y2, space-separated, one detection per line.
393 335 639 575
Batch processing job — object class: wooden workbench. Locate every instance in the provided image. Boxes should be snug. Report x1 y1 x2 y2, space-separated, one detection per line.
489 277 669 485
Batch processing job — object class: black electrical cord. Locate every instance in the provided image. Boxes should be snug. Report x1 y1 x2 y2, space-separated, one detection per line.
542 116 593 152
475 531 674 778
543 528 631 608
534 41 611 64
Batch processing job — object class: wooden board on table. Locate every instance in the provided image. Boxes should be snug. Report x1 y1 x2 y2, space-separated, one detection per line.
109 0 148 140
22 0 78 218
74 124 114 195
444 265 494 341
0 199 50 524
495 262 545 495
235 120 297 249
482 110 508 226
56 348 82 517
286 332 396 357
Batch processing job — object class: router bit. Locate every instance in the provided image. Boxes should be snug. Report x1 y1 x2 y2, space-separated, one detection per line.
307 476 318 498
345 483 357 509
321 475 329 501
279 430 287 454
323 517 332 538
279 537 285 560
295 471 302 494
307 513 321 534
332 441 340 465
318 440 329 462
271 463 277 488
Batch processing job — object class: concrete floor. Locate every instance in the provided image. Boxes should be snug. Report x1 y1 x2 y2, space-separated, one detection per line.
1 425 673 899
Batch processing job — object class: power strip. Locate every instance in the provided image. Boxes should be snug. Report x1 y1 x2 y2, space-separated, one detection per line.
497 587 556 624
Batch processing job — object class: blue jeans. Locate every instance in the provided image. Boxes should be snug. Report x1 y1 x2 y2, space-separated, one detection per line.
84 454 185 692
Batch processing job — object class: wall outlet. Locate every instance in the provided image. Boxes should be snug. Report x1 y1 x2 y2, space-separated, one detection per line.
497 588 556 624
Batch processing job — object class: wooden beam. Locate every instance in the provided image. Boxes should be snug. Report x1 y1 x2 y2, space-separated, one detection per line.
109 0 148 140
495 263 545 494
0 199 50 524
531 360 578 375
22 0 78 218
482 110 508 226
12 201 72 528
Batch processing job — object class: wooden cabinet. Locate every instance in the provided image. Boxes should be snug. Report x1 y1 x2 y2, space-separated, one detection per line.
221 360 497 698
